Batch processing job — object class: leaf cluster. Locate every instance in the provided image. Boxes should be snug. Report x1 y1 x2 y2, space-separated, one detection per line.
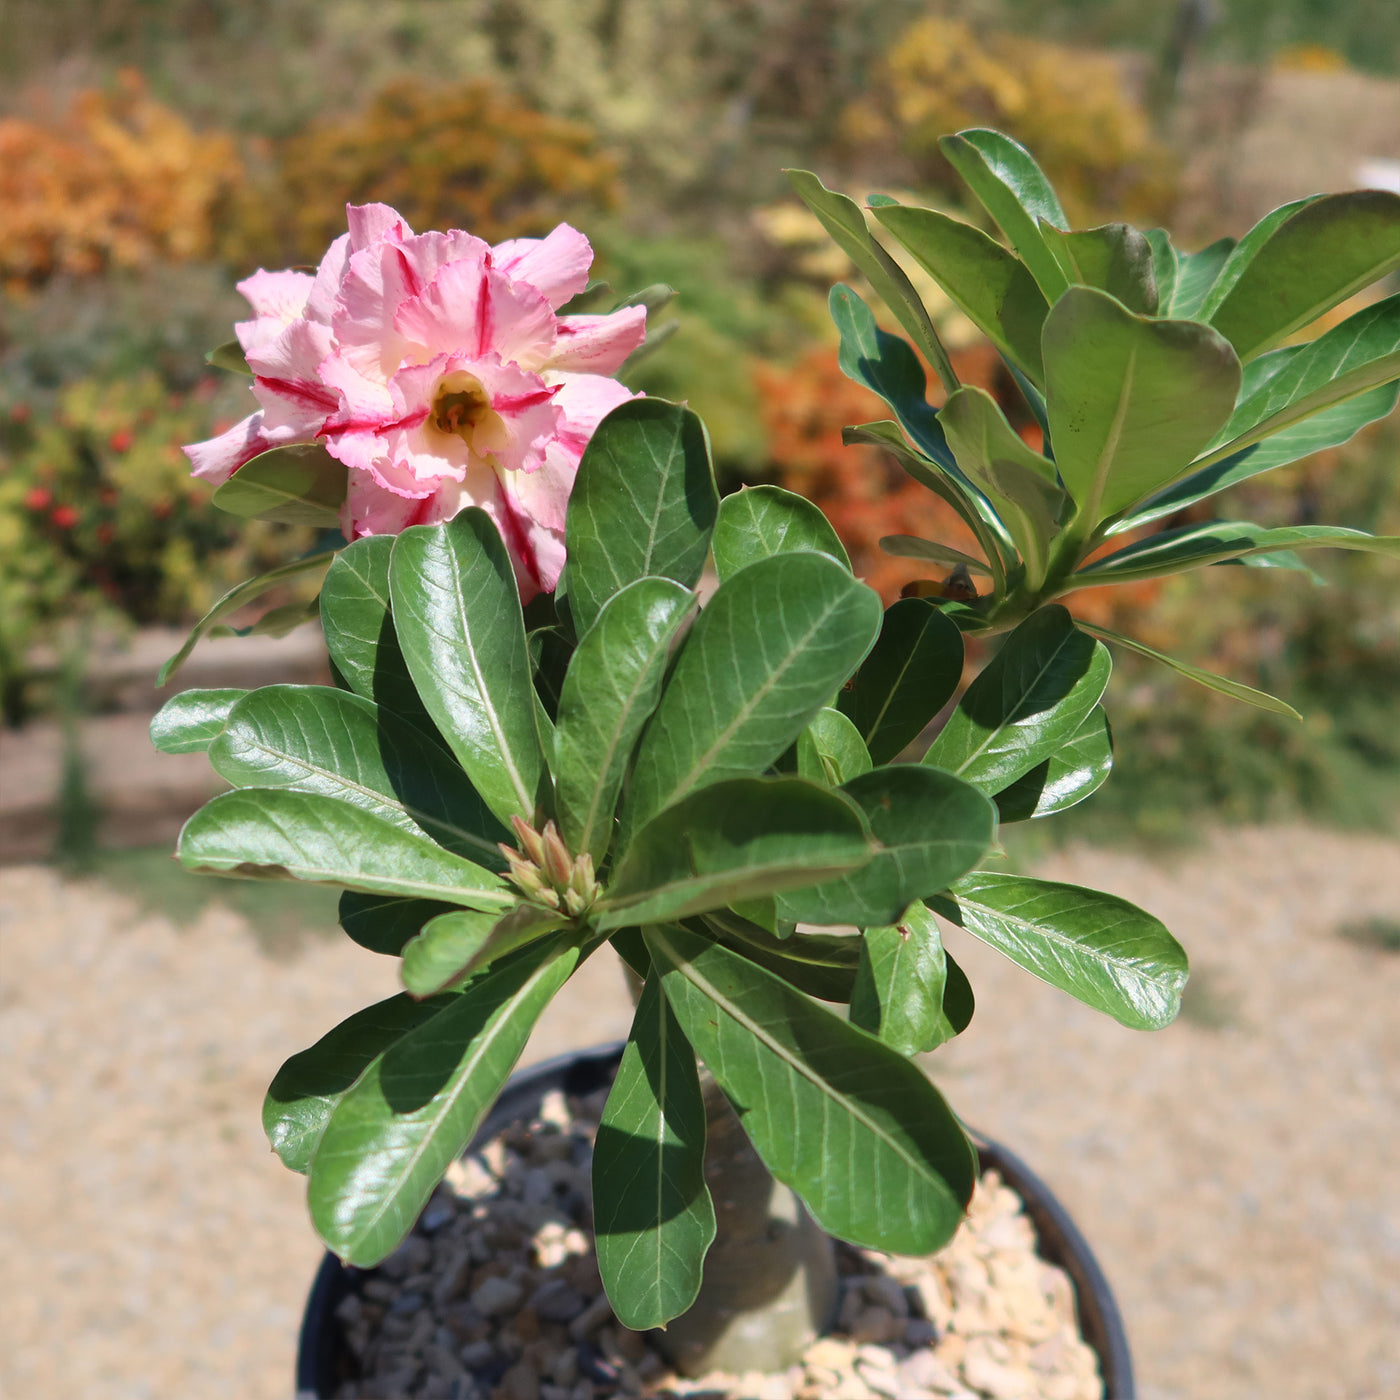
156 396 1185 1329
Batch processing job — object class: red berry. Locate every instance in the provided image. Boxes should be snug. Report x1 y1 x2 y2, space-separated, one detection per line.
25 487 52 510
51 505 80 528
108 429 134 453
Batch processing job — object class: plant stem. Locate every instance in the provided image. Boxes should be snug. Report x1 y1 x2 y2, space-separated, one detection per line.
651 1078 839 1377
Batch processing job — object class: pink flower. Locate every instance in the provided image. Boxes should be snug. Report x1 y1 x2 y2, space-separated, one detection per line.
184 205 646 600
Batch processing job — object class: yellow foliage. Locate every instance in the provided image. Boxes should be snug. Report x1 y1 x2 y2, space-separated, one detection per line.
260 79 620 265
0 70 246 287
1272 43 1349 72
845 17 1177 227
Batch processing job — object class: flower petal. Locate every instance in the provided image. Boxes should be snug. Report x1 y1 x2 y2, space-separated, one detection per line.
547 306 647 374
347 202 413 252
183 413 273 485
493 224 593 310
234 269 314 353
248 318 339 434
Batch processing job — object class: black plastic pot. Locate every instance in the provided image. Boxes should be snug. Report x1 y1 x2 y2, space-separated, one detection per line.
296 1043 1135 1399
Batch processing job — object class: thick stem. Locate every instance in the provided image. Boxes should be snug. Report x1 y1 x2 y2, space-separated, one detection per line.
652 1079 838 1377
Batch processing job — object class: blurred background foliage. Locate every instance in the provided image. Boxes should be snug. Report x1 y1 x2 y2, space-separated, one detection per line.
1 0 1398 836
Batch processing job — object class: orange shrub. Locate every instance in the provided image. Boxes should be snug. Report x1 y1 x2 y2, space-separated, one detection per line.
0 70 245 287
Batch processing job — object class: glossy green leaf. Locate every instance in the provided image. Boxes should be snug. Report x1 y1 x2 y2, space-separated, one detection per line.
1193 294 1400 469
644 923 976 1255
778 765 995 928
943 950 975 1037
700 911 859 1003
850 902 958 1054
1076 619 1301 720
563 399 718 636
263 993 455 1174
937 129 1070 303
178 788 513 908
838 598 964 764
209 684 508 866
787 169 959 394
320 535 430 725
939 386 1063 588
993 706 1113 822
1116 381 1400 531
1207 191 1400 360
553 578 694 864
624 552 881 835
1044 287 1241 522
1073 520 1400 585
933 871 1188 1029
206 339 252 375
1143 228 1177 311
877 534 993 576
219 596 320 640
390 510 550 826
796 707 872 787
872 204 1050 381
308 937 582 1265
594 971 716 1330
149 688 247 754
339 892 454 956
1164 236 1234 318
528 624 573 722
925 606 1110 794
157 550 332 686
400 908 502 997
599 778 875 931
1038 222 1158 315
211 443 348 526
712 485 851 581
1195 196 1320 322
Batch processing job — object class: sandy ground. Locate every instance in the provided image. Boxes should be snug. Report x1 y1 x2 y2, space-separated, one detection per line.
1 826 1397 1400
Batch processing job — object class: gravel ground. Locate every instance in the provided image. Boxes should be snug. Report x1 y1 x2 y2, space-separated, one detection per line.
2 825 1397 1400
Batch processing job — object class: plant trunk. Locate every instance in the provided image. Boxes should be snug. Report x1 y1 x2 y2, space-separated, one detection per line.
652 1078 839 1377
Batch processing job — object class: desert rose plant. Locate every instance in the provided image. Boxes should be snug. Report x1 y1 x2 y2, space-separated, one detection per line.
152 133 1400 1377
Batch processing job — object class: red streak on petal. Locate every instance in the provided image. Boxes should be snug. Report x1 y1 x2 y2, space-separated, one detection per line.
493 388 559 413
323 407 430 436
254 375 339 412
475 268 494 357
491 474 543 594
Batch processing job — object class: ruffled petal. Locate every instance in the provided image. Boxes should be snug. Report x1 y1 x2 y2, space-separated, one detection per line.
248 318 339 435
342 466 431 539
346 202 413 252
546 306 647 374
492 224 593 310
234 269 314 353
182 412 273 485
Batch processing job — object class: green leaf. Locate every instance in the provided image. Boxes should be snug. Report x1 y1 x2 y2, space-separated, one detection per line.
993 706 1113 822
1044 287 1242 522
1073 520 1400 585
594 971 716 1330
529 624 574 723
624 552 881 835
939 386 1064 588
406 903 566 995
1192 294 1400 469
178 788 513 908
390 510 550 827
599 777 876 931
786 168 959 394
149 688 247 754
264 993 455 1174
644 923 975 1255
872 204 1050 381
700 911 859 1003
563 399 718 636
877 533 993 575
206 339 252 376
218 596 320 639
850 902 958 1054
943 950 975 1038
712 485 851 581
339 892 454 956
933 871 1188 1029
796 707 872 787
925 606 1111 793
1143 229 1177 311
157 550 333 686
308 936 582 1265
209 685 509 866
1037 222 1158 315
554 577 694 864
1115 381 1400 530
1164 236 1235 318
777 765 995 928
1076 619 1301 720
937 129 1070 303
1207 191 1400 359
838 598 964 764
1195 196 1320 322
211 444 348 526
320 535 431 726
